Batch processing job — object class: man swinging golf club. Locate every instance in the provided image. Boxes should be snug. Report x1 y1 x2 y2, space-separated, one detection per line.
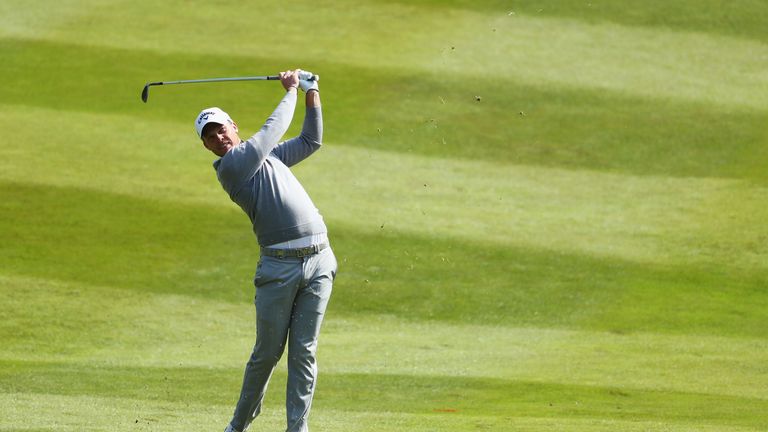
195 69 336 432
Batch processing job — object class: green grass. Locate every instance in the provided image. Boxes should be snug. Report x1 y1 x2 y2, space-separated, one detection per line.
1 0 767 431
381 0 768 43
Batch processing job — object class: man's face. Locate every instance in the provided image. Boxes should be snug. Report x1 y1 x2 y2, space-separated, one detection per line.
202 121 240 157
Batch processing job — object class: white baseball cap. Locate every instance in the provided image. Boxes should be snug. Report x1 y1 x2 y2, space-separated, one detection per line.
195 107 233 138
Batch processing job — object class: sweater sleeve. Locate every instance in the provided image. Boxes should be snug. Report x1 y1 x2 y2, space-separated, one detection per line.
271 105 323 167
216 91 298 188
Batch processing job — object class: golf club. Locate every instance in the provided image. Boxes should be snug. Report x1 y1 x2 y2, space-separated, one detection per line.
141 74 319 103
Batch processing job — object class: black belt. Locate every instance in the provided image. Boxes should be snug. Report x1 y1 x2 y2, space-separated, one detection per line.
260 241 329 258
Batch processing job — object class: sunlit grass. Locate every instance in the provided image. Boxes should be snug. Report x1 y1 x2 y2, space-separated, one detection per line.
1 0 767 431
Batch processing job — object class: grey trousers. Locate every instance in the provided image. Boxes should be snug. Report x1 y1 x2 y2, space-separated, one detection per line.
228 247 337 432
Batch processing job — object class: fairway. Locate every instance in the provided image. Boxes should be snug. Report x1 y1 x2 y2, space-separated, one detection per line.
2 1 768 431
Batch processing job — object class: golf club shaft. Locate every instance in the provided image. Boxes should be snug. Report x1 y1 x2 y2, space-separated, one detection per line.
141 74 319 102
152 75 280 86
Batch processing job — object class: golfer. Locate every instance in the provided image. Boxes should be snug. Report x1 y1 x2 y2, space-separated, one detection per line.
195 69 336 432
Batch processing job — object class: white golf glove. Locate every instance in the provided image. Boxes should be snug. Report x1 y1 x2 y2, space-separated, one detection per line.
298 70 319 92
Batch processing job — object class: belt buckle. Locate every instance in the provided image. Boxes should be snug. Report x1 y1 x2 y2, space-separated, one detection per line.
296 245 313 258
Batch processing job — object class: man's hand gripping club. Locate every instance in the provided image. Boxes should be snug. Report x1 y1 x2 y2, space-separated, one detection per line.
278 69 319 93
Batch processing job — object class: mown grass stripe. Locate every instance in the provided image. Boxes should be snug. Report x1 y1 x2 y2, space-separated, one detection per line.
6 1 765 110
2 103 767 271
377 0 768 44
3 273 766 396
8 394 758 432
2 360 766 429
2 180 766 336
4 121 768 270
2 37 766 180
2 393 230 432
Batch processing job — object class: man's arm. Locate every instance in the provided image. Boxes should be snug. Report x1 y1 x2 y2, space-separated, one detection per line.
272 88 323 167
217 71 301 186
240 70 301 161
306 88 320 109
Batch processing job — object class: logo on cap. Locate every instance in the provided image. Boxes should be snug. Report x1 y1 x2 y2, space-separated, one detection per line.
197 111 215 125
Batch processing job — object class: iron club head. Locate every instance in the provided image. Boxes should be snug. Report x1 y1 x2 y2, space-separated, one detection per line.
141 84 150 103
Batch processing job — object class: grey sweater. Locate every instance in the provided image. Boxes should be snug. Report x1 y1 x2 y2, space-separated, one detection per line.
212 91 327 246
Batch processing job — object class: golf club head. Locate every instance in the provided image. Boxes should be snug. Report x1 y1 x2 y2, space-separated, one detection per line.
141 84 149 103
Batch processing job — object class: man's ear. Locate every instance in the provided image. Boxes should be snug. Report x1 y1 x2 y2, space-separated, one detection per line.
231 121 238 132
